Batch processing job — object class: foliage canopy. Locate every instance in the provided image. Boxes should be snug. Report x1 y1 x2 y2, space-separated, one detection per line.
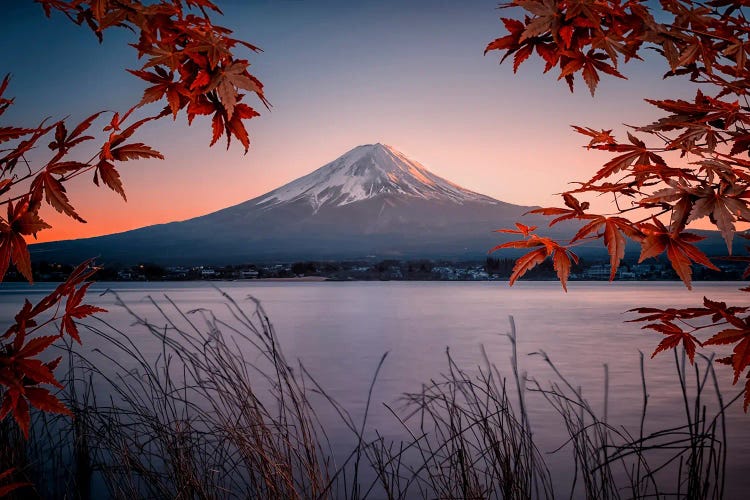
487 0 750 410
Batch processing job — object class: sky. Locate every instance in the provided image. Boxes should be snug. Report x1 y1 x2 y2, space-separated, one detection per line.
1 0 696 243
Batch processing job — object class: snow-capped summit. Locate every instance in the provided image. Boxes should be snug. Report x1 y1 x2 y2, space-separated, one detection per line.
256 143 498 210
32 143 549 264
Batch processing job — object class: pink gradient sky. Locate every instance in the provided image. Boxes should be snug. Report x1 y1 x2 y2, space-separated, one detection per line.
2 1 696 243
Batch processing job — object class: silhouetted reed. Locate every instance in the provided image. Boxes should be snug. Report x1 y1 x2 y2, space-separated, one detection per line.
1 290 741 499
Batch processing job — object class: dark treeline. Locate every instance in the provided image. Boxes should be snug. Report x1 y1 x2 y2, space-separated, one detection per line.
2 256 747 283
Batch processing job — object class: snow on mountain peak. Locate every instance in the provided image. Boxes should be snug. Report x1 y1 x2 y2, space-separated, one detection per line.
256 143 498 210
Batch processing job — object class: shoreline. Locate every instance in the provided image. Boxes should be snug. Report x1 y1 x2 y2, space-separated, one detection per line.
252 276 329 282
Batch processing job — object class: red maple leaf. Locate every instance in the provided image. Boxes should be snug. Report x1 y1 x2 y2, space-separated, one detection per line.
572 216 641 280
637 217 719 290
646 320 701 363
61 282 107 344
490 233 578 291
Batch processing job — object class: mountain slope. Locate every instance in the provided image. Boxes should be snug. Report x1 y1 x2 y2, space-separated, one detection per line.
255 143 498 209
30 143 558 264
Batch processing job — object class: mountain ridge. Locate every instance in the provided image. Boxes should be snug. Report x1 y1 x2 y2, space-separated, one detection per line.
31 143 730 265
31 143 541 264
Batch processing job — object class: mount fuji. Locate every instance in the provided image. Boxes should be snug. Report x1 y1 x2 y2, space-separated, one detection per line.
255 143 499 210
32 143 551 264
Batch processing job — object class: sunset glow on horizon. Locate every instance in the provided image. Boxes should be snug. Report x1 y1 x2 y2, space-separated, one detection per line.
2 0 696 244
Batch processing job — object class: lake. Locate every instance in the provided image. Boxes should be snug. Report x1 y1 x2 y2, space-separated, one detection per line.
1 280 748 497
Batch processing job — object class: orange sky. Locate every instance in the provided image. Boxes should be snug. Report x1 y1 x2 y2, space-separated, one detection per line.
3 1 699 244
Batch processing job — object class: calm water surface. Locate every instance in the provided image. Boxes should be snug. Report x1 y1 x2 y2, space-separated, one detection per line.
1 280 748 496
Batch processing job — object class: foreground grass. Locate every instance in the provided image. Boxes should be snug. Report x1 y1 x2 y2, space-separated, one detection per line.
0 290 742 499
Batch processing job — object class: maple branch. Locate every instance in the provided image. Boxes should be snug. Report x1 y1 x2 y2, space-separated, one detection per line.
613 192 623 213
489 0 750 412
669 25 736 44
21 318 63 340
673 318 730 333
58 162 97 183
0 0 267 441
